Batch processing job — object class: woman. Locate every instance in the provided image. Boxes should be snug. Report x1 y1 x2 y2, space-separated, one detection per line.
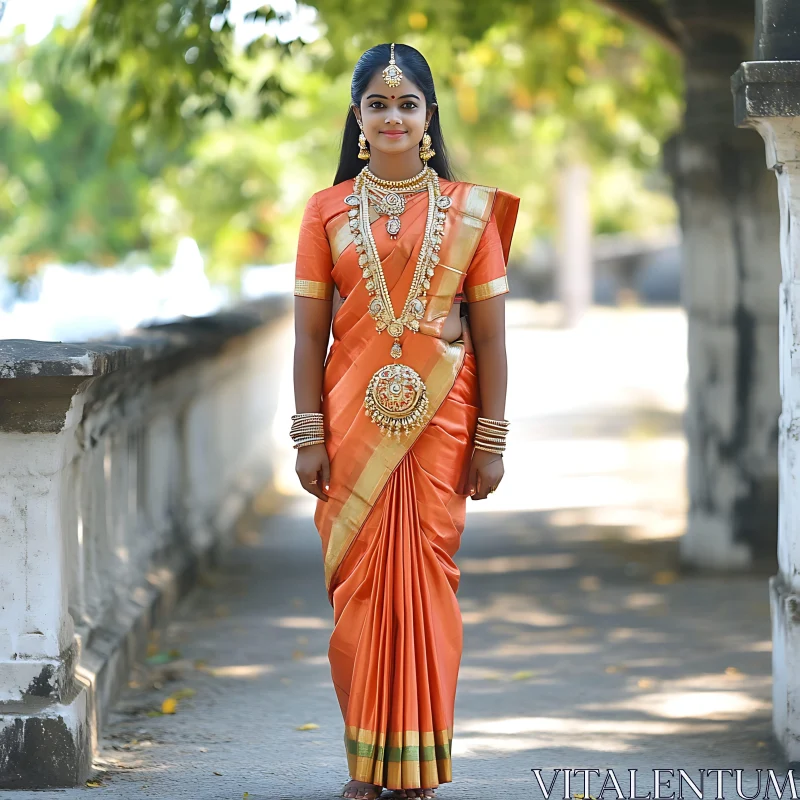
291 43 519 800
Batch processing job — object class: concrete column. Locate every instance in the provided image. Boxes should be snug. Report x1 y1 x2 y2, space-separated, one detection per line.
733 19 800 762
664 2 781 570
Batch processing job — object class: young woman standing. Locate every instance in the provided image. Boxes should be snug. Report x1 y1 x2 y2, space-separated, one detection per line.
291 42 519 800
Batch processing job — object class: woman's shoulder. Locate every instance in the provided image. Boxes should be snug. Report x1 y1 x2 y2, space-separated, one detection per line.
308 180 352 207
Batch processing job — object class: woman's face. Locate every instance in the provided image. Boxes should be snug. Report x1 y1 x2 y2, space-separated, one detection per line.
353 70 435 158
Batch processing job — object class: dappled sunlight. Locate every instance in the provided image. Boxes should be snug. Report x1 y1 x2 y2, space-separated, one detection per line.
606 628 670 644
478 642 599 659
458 553 577 574
203 664 275 679
269 615 333 630
586 690 771 720
461 594 573 627
623 592 668 610
451 715 726 757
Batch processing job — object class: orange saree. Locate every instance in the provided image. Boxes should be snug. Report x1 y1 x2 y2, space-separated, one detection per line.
294 175 519 791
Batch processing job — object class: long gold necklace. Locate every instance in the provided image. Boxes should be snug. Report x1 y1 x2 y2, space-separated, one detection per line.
344 165 453 437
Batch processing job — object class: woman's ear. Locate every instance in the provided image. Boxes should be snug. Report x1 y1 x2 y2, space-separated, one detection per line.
426 103 438 127
352 104 362 127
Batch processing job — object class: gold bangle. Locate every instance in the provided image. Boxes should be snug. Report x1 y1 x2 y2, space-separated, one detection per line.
293 437 325 449
474 443 505 454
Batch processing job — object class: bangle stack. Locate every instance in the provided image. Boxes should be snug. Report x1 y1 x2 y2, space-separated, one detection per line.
291 412 325 449
474 416 509 455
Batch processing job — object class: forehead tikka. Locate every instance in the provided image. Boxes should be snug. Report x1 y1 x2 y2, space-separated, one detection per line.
382 43 403 88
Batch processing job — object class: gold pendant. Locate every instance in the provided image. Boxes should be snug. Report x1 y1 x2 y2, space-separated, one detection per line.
391 339 402 359
364 363 429 438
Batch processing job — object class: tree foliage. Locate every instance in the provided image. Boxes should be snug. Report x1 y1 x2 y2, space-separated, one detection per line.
0 0 684 279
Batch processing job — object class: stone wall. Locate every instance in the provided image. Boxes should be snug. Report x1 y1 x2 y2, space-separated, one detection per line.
0 297 292 787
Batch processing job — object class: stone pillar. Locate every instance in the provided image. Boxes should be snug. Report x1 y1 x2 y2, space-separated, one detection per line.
733 0 800 760
664 1 781 569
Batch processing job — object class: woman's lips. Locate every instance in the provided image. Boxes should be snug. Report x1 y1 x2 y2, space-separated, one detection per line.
381 131 407 137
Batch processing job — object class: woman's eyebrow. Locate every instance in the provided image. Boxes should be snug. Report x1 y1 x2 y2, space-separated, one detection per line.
365 93 421 100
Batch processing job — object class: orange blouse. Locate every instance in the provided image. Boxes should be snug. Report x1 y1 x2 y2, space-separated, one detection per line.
294 178 511 305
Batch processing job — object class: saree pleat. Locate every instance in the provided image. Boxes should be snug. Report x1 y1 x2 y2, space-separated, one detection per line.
329 351 479 789
296 177 518 790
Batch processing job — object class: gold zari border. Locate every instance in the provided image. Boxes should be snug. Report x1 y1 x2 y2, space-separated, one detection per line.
323 341 465 589
465 275 509 302
344 725 453 788
295 279 334 300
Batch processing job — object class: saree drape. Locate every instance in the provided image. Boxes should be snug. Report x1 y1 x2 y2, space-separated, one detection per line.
294 176 519 790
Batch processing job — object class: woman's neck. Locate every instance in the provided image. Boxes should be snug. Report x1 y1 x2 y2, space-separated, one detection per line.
366 150 426 182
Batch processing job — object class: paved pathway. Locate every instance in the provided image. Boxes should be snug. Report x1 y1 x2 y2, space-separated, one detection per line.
11 305 785 799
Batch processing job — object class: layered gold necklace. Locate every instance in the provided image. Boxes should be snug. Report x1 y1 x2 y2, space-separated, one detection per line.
344 164 453 437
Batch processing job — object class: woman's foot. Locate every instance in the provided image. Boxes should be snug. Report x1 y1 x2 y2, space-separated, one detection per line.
342 779 384 799
391 790 436 798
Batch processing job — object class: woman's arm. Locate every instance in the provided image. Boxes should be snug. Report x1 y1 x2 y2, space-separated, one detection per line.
466 295 507 500
293 296 333 501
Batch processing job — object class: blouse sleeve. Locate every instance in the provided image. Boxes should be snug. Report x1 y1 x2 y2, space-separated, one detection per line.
462 213 509 303
294 192 335 301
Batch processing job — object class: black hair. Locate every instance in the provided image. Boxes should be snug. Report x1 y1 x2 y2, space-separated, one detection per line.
333 43 457 186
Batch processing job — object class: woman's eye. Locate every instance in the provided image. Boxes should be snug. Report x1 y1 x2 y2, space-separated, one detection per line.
368 101 418 109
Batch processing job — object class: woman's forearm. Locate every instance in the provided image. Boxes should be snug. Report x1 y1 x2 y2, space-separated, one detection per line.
293 332 329 413
472 333 507 420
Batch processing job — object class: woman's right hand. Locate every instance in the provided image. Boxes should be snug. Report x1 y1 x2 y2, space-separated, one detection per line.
295 442 331 502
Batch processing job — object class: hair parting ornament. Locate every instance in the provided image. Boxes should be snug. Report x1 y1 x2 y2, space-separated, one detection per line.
382 43 403 87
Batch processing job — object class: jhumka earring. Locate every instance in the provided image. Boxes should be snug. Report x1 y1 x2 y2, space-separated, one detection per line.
357 123 370 160
419 126 435 162
358 131 370 160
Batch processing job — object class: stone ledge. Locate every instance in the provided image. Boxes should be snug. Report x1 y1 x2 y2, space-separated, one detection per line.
0 295 291 433
732 61 800 126
0 296 289 380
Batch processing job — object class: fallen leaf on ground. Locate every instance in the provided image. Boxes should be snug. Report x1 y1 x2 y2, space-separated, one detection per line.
161 697 177 715
652 570 677 585
213 771 223 776
511 671 535 680
85 779 104 787
296 723 320 731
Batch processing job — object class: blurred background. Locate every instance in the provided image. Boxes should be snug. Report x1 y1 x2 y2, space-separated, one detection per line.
0 0 683 340
2 1 789 793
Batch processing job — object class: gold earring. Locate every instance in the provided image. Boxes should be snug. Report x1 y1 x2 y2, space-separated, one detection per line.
357 128 370 160
419 128 435 162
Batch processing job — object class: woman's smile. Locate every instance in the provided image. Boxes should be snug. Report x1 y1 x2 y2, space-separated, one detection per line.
380 130 407 138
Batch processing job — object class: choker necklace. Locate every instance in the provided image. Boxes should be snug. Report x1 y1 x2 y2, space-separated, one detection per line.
344 164 453 438
361 165 430 239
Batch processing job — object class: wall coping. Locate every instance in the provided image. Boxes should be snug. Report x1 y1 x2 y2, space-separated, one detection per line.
0 295 290 381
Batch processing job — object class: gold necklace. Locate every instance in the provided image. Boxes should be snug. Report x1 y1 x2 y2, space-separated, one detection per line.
344 165 453 437
363 165 430 239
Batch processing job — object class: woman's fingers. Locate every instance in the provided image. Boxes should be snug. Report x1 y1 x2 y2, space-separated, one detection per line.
467 464 478 498
472 466 502 501
321 456 331 494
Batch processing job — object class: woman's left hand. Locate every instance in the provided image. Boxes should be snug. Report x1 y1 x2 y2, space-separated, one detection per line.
467 449 504 500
